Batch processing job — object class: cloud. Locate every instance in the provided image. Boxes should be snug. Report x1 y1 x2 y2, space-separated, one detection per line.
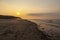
28 13 60 16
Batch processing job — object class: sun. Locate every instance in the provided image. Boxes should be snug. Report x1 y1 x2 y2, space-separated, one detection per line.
16 12 20 16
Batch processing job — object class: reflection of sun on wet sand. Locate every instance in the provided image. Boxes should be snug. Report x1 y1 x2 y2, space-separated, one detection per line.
0 15 51 40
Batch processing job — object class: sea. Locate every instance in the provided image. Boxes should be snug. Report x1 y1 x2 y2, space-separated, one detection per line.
29 19 60 40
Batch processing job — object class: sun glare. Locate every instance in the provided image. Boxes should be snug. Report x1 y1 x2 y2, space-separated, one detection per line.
17 12 20 16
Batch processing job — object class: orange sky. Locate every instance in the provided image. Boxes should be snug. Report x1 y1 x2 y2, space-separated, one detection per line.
0 0 60 19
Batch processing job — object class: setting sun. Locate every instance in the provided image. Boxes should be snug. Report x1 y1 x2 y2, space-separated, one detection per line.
16 12 20 16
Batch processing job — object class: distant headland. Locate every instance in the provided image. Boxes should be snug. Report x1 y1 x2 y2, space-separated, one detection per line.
0 15 21 19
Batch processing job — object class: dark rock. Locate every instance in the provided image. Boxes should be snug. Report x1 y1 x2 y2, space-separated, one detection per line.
0 18 51 40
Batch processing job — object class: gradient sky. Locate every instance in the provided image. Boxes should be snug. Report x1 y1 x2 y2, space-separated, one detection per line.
0 0 60 19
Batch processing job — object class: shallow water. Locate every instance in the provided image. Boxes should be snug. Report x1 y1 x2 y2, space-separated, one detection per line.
29 19 60 40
